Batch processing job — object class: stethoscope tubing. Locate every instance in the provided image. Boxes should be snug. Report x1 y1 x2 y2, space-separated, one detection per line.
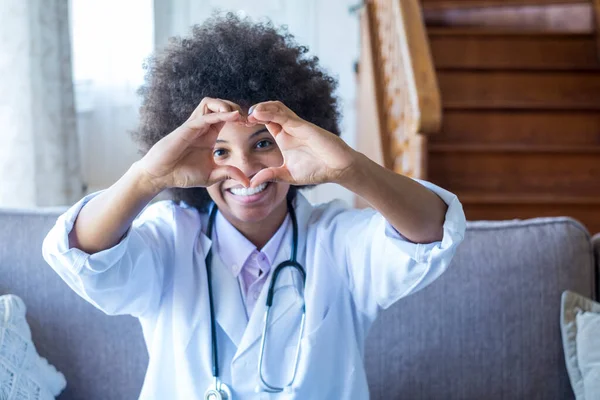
204 196 306 397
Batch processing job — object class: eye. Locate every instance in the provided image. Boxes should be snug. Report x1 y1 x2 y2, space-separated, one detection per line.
213 148 228 158
255 139 273 150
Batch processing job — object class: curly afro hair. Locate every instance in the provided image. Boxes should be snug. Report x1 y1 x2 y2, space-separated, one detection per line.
131 13 341 213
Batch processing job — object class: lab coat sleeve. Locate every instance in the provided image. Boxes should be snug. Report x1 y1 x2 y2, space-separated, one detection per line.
319 179 466 317
42 190 174 318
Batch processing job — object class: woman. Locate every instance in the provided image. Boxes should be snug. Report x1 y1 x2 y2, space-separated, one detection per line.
43 14 465 399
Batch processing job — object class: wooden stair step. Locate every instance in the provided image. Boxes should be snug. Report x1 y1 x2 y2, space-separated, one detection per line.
443 194 600 232
421 0 587 10
429 111 600 147
428 31 598 70
428 152 600 196
427 28 593 36
422 1 593 34
428 144 600 153
438 71 600 110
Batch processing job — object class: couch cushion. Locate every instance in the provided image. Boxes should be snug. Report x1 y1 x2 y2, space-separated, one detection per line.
0 208 147 400
365 217 595 400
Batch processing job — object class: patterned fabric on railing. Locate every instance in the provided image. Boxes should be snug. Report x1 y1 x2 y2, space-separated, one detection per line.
367 0 430 179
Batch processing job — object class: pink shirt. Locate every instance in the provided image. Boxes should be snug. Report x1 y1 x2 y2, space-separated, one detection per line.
213 211 290 320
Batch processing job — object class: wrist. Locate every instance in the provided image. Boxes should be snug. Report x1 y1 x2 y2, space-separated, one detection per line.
129 162 166 198
335 150 371 191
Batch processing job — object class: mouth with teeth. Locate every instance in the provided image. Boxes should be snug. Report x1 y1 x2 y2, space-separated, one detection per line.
226 182 271 204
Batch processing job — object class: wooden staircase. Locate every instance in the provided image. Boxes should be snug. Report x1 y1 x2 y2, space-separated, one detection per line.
427 27 600 233
357 0 600 233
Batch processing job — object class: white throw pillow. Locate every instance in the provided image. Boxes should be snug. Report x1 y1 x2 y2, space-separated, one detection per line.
576 311 600 400
561 290 600 400
0 294 66 399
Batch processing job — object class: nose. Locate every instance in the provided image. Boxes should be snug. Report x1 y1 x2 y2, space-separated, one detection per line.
228 151 263 180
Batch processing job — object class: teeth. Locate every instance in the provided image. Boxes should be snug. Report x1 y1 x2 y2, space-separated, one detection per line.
230 182 268 196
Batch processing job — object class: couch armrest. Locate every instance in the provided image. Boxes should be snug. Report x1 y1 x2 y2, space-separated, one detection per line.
593 233 600 299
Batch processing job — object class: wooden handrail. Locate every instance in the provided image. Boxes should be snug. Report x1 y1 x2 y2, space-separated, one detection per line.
400 0 442 134
594 0 600 57
357 0 441 180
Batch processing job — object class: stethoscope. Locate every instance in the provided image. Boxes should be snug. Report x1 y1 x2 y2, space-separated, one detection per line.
204 196 307 400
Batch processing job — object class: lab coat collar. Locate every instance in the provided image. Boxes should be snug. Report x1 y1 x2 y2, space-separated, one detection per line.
232 192 312 359
207 253 245 347
215 209 291 278
232 235 300 360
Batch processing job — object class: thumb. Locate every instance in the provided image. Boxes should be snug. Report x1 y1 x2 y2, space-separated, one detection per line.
208 166 250 187
250 167 291 188
264 122 284 137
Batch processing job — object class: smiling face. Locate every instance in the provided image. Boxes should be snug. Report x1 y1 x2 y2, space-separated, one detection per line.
206 122 290 228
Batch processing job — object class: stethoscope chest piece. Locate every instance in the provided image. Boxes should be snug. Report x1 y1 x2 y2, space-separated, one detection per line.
205 380 232 400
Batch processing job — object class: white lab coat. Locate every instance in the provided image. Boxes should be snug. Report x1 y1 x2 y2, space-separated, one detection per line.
42 180 465 399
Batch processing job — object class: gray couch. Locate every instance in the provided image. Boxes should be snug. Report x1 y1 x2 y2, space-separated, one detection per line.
0 207 598 399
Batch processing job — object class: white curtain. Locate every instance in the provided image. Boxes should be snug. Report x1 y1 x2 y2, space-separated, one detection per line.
0 0 82 207
70 0 154 193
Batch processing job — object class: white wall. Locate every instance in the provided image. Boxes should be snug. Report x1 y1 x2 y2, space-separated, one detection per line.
71 0 153 195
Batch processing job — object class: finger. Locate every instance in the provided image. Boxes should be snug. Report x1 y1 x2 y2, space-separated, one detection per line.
264 122 284 138
169 111 240 146
221 100 243 114
250 167 292 188
243 120 259 128
249 101 293 116
189 97 242 119
248 103 306 135
209 165 250 187
247 105 292 127
184 110 241 132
